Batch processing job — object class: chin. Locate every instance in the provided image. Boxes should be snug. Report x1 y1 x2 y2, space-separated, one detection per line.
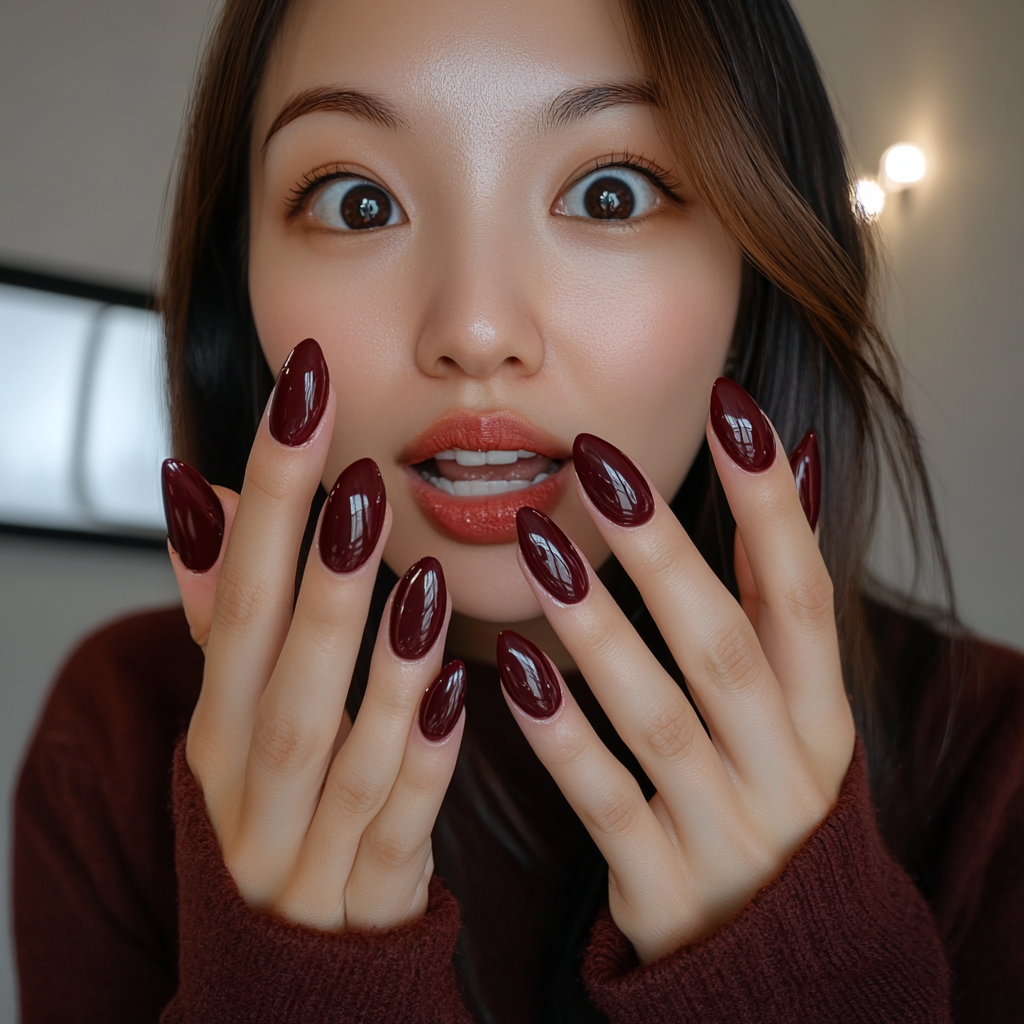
385 534 544 624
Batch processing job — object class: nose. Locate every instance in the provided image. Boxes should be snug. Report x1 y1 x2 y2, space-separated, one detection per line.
413 224 546 380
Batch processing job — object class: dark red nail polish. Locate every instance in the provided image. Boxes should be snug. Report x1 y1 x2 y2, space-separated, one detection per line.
419 660 467 740
709 378 776 472
572 433 654 527
390 556 447 660
516 507 589 604
319 458 386 574
789 430 821 531
268 338 330 446
161 459 224 573
496 631 562 719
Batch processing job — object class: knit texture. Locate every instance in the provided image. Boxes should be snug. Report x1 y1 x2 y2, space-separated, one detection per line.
14 606 1024 1021
583 742 950 1022
164 742 473 1023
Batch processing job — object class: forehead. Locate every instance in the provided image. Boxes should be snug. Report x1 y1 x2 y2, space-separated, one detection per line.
256 0 639 135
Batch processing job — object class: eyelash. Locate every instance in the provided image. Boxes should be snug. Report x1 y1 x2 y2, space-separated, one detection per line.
568 152 685 205
285 164 365 217
284 152 684 218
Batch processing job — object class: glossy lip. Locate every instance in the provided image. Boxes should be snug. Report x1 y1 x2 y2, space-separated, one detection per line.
402 411 572 545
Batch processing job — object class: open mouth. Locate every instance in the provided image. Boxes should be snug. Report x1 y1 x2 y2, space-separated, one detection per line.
401 413 572 544
412 448 563 497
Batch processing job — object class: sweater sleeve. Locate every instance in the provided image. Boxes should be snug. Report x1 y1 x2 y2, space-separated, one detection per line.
162 740 475 1024
581 741 950 1023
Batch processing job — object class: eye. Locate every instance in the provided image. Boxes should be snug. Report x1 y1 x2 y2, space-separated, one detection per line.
309 178 404 231
555 167 660 221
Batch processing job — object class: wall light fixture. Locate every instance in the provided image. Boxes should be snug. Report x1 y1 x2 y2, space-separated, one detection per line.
852 142 927 221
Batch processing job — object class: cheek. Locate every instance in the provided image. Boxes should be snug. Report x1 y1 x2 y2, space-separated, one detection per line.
541 217 742 494
249 230 417 469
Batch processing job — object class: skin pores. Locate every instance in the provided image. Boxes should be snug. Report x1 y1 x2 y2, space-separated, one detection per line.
247 0 743 635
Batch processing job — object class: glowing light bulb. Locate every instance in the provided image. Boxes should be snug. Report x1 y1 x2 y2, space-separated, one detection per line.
853 178 886 220
881 143 926 190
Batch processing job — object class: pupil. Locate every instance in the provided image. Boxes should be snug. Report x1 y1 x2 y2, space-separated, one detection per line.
584 176 634 219
341 184 392 229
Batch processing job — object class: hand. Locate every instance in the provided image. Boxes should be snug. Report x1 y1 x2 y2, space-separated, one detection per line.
504 378 855 965
163 338 465 934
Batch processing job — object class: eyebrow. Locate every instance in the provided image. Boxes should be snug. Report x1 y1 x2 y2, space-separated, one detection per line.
543 82 660 130
263 79 659 149
263 86 409 147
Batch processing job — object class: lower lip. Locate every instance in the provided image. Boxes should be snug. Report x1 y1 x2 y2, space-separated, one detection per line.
405 462 571 544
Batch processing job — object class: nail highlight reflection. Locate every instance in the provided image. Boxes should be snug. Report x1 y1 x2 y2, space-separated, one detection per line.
390 556 447 660
496 630 562 719
516 507 589 604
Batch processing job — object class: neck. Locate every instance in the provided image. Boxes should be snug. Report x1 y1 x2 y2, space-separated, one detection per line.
446 612 578 672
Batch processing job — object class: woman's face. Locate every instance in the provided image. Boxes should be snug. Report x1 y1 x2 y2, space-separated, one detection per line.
249 0 743 623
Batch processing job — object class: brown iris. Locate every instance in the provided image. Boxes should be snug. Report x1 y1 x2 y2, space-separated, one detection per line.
340 183 393 229
583 175 635 219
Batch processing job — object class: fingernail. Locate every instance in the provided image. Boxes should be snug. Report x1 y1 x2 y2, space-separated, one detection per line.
319 458 386 574
516 507 589 604
789 430 821 531
496 631 562 719
419 660 467 740
268 338 330 446
709 378 776 472
390 556 447 660
161 459 224 573
572 433 655 527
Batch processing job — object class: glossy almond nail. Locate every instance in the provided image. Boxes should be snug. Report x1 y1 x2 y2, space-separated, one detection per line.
497 631 562 719
419 660 467 740
789 429 821 531
709 378 776 472
572 433 654 527
320 458 386 573
268 338 330 446
516 507 589 604
390 556 447 660
161 459 224 573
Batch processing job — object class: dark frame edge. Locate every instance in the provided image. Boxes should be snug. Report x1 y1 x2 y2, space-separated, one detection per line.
0 262 156 311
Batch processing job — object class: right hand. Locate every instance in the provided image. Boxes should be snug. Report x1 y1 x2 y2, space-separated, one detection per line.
164 339 464 933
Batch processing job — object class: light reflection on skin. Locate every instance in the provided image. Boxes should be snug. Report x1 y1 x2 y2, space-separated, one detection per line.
247 0 744 664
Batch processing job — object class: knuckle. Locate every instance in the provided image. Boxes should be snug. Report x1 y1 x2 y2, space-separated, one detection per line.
252 708 321 776
701 621 762 695
244 454 305 506
330 770 383 820
777 568 835 627
214 563 275 634
641 701 699 763
640 535 688 591
589 783 644 839
362 827 425 874
549 728 591 773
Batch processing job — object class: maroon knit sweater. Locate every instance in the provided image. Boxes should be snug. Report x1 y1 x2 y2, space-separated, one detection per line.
13 606 1024 1022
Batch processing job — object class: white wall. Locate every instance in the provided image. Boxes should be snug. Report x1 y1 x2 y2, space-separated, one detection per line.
789 0 1024 646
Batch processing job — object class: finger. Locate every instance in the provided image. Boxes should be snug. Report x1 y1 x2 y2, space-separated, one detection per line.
733 527 759 629
569 435 796 783
235 464 391 886
514 509 738 826
495 632 680 909
191 339 334 788
170 484 239 652
343 662 467 932
706 385 850 754
300 557 451 891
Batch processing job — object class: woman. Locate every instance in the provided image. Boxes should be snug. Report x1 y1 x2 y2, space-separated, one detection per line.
14 0 1024 1020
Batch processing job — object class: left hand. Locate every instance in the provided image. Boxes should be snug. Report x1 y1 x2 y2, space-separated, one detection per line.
503 381 855 965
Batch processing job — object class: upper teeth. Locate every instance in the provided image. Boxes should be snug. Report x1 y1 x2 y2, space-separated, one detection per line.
434 449 537 466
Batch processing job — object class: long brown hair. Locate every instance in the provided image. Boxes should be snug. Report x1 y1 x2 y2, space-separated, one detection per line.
163 1 956 1014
